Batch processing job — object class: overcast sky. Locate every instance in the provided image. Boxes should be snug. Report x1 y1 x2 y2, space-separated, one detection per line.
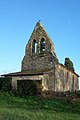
0 0 80 88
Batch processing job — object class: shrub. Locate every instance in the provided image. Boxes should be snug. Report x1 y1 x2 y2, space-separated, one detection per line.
0 78 3 91
17 80 41 96
0 77 12 92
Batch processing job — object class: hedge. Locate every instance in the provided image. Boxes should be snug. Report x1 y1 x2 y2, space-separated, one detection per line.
0 77 12 92
17 80 42 96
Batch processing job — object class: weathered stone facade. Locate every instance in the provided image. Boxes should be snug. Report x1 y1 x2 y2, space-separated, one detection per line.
54 64 79 92
21 22 58 71
2 21 79 92
21 21 79 92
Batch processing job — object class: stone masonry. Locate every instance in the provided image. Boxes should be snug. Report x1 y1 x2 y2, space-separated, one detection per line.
21 22 58 71
2 21 79 92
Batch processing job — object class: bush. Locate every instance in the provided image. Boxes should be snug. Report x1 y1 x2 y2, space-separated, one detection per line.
0 79 2 91
17 80 40 96
0 77 12 92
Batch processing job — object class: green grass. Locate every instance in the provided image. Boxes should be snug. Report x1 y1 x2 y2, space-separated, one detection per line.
0 92 80 120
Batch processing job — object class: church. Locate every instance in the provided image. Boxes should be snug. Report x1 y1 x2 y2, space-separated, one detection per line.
2 21 79 92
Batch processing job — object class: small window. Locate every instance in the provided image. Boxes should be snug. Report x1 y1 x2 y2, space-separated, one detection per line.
67 72 68 81
40 38 45 53
72 75 74 92
32 39 37 54
72 75 74 84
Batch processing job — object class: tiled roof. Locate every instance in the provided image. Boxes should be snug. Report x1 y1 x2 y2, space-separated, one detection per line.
1 71 44 77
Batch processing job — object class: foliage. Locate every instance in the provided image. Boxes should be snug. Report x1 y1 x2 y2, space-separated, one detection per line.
0 77 12 91
17 80 42 96
64 57 75 72
39 51 44 57
0 92 80 120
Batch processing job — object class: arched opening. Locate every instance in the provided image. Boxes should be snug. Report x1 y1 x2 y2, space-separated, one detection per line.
40 38 45 53
32 39 37 54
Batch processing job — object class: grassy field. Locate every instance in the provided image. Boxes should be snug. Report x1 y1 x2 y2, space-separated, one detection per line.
0 92 80 120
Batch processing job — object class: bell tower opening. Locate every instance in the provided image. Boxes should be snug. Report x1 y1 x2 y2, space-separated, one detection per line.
40 38 45 53
32 39 37 54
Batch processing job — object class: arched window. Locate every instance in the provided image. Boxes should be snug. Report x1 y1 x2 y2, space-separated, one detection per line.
32 39 37 54
40 38 45 53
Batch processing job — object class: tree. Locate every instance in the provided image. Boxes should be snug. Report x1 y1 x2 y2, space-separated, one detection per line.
64 57 75 72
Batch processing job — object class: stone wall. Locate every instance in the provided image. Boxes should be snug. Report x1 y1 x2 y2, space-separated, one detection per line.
11 74 51 91
21 22 58 71
2 22 79 95
11 75 43 90
12 22 79 93
42 63 79 92
22 52 57 71
54 64 79 92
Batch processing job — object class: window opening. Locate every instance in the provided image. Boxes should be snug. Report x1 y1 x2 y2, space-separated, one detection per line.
32 39 37 54
73 75 74 84
67 71 68 81
72 75 74 92
40 38 45 53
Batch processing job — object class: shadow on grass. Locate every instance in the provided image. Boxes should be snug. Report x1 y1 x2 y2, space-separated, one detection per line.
0 92 80 115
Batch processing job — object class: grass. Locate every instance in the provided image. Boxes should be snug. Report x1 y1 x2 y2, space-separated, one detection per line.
0 92 80 120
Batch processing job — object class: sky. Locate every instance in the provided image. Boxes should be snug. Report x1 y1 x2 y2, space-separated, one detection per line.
0 0 80 88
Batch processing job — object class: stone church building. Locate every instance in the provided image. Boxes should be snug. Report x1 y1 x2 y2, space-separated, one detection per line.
2 22 79 92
